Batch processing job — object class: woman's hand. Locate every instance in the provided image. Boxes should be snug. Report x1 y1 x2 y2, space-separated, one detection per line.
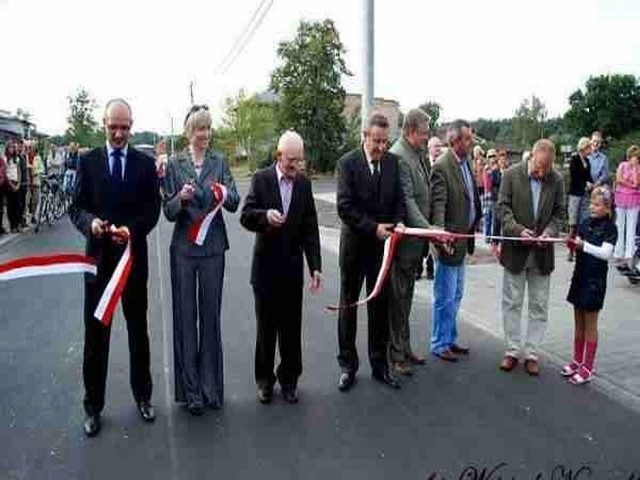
179 182 196 201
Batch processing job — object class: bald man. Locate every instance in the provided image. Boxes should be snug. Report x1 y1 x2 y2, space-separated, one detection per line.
69 99 161 436
240 131 322 404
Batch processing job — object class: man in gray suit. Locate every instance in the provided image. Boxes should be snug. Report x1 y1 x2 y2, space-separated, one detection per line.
497 139 565 376
388 109 431 375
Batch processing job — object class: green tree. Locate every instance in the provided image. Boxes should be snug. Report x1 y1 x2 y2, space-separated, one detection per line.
564 74 640 139
270 19 351 172
66 87 102 147
418 101 441 131
221 90 277 170
511 95 547 149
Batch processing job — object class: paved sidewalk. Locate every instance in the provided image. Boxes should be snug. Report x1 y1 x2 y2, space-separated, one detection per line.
315 193 640 411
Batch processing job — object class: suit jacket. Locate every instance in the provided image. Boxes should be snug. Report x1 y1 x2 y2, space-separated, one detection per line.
240 166 321 295
430 149 481 265
390 136 431 262
498 160 566 275
69 146 161 279
162 150 240 257
336 147 405 260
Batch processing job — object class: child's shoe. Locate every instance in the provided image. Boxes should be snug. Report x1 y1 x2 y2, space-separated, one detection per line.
560 361 581 377
569 366 593 385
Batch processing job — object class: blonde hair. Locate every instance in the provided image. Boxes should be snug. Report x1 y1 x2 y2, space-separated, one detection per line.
591 186 613 217
185 107 212 138
577 137 591 152
473 145 485 158
626 145 640 160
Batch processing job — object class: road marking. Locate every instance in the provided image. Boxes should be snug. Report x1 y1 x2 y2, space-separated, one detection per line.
155 225 179 480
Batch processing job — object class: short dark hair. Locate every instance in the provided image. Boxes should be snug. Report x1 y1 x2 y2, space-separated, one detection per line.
366 111 389 130
446 119 470 144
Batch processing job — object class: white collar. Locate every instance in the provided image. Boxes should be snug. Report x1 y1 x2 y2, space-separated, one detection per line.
106 142 128 158
275 163 290 183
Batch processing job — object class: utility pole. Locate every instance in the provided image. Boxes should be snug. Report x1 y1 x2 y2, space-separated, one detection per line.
361 0 374 133
189 80 195 106
170 116 175 155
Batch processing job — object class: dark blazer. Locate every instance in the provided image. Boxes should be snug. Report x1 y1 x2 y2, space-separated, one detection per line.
69 146 161 279
336 147 405 254
568 153 592 196
162 150 240 257
498 160 566 275
430 149 482 265
240 166 321 295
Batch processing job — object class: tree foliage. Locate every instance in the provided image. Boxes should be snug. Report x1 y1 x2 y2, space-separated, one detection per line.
220 90 277 170
418 101 441 131
270 19 351 172
511 95 547 149
66 87 102 147
564 74 640 139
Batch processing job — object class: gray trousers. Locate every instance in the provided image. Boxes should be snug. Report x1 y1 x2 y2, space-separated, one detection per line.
388 255 417 363
502 263 550 361
170 249 225 408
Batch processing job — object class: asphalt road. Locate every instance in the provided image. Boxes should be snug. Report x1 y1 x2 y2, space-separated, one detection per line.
1 180 639 480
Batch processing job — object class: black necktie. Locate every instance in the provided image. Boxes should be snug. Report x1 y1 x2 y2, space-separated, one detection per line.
112 149 122 183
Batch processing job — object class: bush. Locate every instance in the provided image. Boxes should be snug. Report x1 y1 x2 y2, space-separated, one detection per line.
605 130 640 170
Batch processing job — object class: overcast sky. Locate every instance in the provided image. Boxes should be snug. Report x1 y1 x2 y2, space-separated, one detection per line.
2 0 639 135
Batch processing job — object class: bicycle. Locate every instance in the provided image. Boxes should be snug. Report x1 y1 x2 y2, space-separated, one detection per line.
35 174 63 232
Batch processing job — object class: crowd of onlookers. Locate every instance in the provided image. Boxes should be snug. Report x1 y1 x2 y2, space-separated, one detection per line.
0 139 79 234
468 132 639 273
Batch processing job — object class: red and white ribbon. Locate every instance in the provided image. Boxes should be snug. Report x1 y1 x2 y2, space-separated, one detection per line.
188 183 228 246
93 240 133 327
0 240 133 328
326 227 567 311
0 254 96 281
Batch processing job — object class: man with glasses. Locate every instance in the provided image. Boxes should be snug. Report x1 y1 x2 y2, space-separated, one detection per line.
70 98 161 437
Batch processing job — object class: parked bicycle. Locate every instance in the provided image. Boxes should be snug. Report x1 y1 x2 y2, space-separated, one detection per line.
34 173 67 232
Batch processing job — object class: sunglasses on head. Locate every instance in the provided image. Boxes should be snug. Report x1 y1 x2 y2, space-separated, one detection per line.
184 104 209 126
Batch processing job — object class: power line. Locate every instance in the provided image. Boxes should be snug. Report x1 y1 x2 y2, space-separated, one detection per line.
215 0 274 75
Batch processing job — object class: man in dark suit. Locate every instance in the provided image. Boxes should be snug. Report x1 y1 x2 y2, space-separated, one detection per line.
336 112 405 392
69 99 161 437
240 130 322 405
429 119 481 362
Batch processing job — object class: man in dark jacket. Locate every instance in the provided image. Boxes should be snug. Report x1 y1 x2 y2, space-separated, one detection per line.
69 99 161 437
336 112 405 392
240 131 322 405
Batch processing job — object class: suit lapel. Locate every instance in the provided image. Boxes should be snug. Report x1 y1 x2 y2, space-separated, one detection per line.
124 148 135 183
270 165 284 213
199 152 214 183
448 151 470 201
100 147 111 184
518 162 535 222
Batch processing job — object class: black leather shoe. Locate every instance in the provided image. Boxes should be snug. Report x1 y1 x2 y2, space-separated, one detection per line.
372 370 401 389
450 344 470 355
282 388 299 404
187 404 204 416
338 372 356 392
257 386 273 404
137 401 155 422
84 414 101 437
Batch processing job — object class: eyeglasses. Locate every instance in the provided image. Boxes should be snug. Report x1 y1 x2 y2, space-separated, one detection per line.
184 104 209 126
